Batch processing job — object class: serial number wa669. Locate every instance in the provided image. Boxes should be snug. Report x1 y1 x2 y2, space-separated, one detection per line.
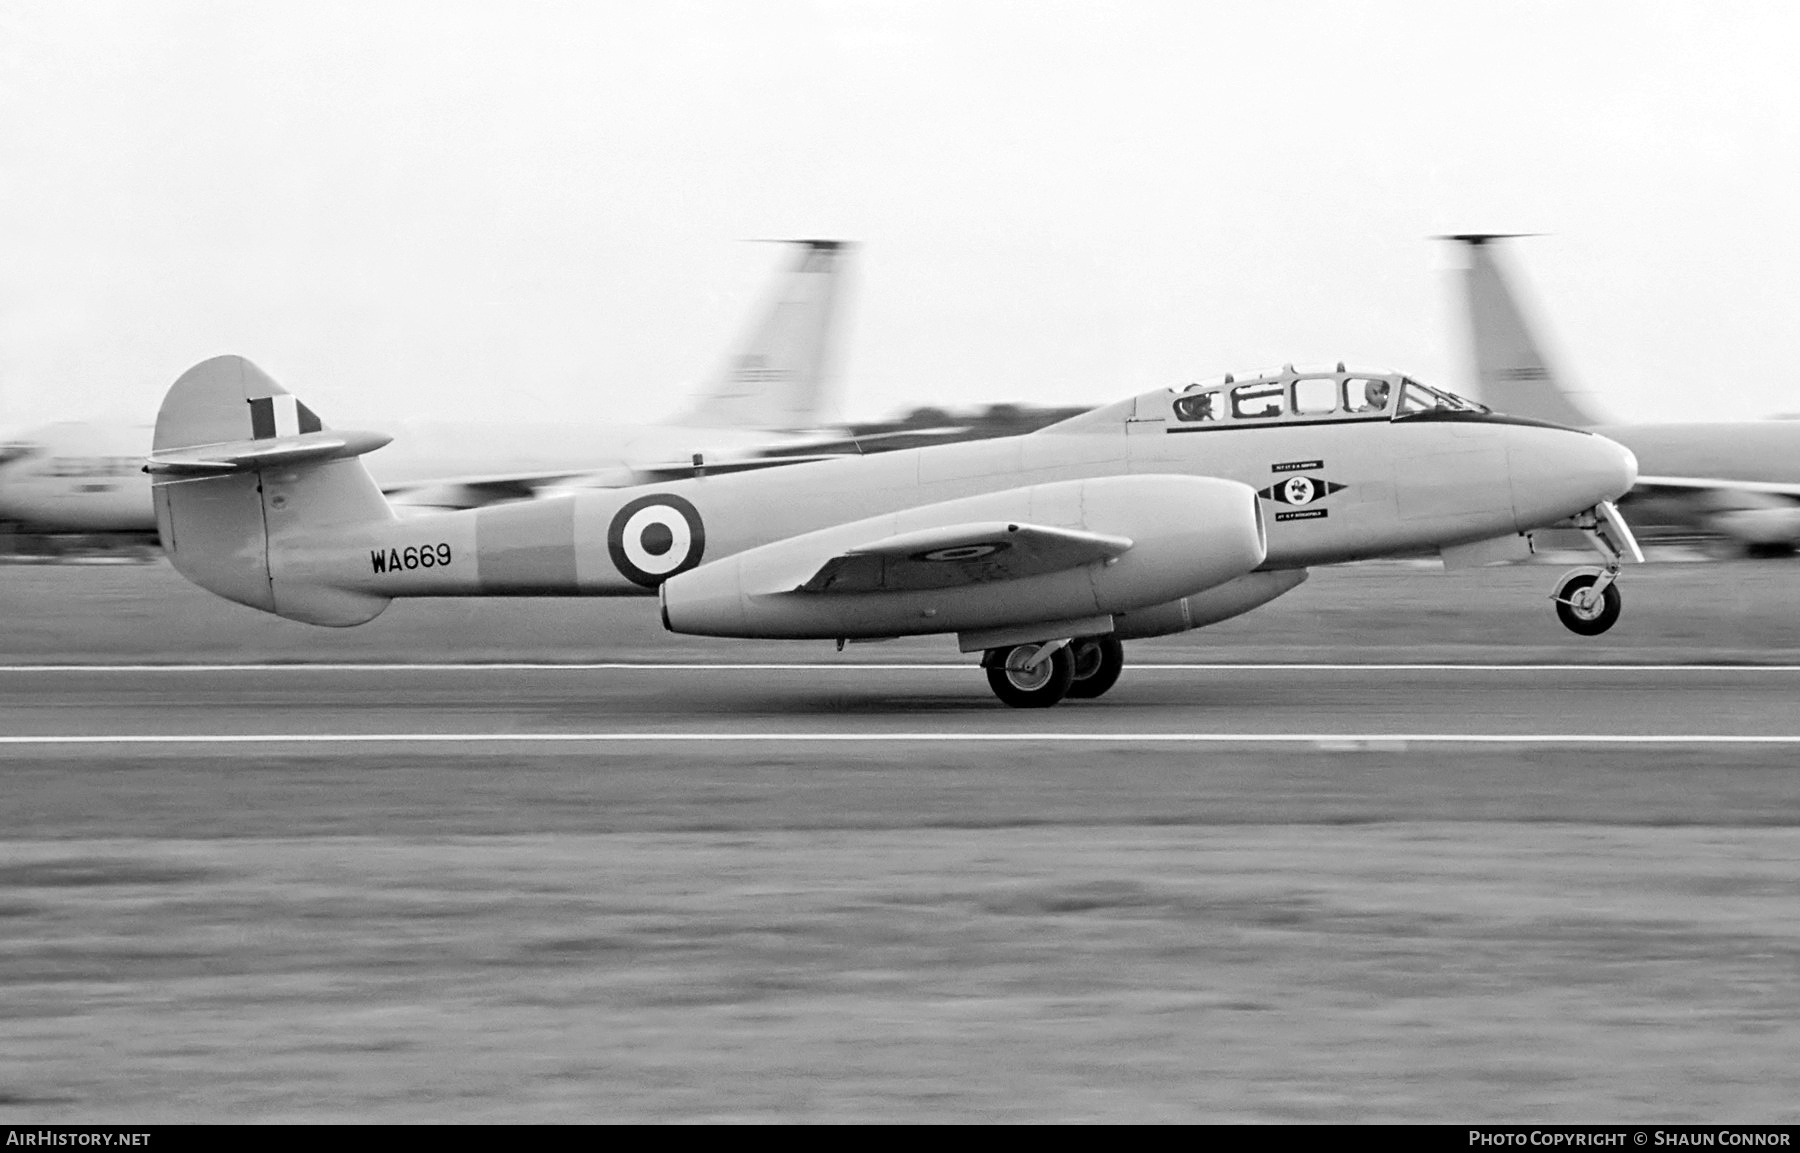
371 544 453 574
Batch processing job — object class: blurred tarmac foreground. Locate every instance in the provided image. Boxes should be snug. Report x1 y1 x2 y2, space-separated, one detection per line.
2 558 1799 1121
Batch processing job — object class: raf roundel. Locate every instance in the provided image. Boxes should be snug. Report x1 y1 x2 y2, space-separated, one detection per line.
607 494 706 588
914 542 1010 563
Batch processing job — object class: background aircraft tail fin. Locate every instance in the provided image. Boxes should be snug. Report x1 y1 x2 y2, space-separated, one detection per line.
672 239 851 432
1444 234 1605 427
151 355 395 625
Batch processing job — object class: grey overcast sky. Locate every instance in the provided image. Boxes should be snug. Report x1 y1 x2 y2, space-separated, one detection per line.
2 0 1797 428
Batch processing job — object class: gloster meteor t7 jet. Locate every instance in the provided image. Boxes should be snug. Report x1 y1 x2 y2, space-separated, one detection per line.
147 356 1640 707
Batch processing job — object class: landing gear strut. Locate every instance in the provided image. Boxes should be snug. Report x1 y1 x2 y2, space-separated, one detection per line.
1552 501 1642 637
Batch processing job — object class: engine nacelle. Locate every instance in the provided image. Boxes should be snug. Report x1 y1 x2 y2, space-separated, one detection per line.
1708 505 1800 549
1112 568 1309 640
660 475 1265 639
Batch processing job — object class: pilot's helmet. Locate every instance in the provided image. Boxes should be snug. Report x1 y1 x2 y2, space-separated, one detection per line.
1364 379 1390 408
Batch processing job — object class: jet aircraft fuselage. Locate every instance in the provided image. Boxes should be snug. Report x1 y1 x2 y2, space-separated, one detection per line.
0 421 151 532
150 356 1639 706
189 366 1633 616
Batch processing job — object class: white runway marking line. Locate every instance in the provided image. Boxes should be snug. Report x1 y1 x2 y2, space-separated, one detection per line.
4 733 1800 746
7 663 1800 674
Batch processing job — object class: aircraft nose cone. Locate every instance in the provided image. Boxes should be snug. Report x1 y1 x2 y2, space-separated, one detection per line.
1599 433 1639 498
1508 427 1638 530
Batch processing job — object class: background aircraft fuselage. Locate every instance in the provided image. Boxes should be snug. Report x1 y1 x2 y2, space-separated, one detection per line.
0 418 822 531
1589 422 1800 489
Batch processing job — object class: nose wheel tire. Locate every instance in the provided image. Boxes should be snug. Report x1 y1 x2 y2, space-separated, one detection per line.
1554 572 1622 636
1065 636 1125 700
985 643 1076 708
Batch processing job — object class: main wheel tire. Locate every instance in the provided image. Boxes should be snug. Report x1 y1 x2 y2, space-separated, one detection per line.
1064 635 1125 700
1554 573 1622 636
985 643 1076 708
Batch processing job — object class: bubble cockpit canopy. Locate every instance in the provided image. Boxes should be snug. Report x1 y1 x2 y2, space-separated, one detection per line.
1170 366 1488 426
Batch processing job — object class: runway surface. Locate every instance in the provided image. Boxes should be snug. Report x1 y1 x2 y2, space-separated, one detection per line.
4 661 1799 741
6 563 1800 1121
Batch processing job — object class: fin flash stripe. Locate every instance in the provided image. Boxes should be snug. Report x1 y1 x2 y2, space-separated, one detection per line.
249 396 324 440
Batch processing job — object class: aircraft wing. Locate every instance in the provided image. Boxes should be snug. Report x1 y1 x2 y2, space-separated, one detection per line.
1634 475 1800 498
565 427 975 488
794 521 1133 594
381 451 881 508
747 425 970 459
626 454 848 485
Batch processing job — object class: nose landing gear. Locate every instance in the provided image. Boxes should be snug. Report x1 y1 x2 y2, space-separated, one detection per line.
1551 501 1642 636
1552 568 1622 635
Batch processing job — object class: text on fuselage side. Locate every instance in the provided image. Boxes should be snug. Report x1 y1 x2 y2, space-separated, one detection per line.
371 544 453 573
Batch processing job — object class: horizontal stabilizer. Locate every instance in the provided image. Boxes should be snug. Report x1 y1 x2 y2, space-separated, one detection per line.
795 521 1133 594
146 429 392 475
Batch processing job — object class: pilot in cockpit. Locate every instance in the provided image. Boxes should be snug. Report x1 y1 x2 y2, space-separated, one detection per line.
1175 390 1221 422
1361 378 1390 411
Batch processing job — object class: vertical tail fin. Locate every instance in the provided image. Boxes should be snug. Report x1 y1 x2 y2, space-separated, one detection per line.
150 355 396 625
672 239 851 432
1444 234 1605 427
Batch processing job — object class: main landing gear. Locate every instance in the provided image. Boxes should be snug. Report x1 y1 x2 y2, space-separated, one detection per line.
1067 635 1125 699
1551 501 1643 637
982 635 1125 708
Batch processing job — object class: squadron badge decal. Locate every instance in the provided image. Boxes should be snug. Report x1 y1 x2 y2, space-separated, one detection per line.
608 494 706 587
1256 475 1346 521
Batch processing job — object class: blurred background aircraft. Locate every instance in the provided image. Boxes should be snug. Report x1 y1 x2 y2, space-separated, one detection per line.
1449 235 1800 556
0 240 846 552
0 239 1082 560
